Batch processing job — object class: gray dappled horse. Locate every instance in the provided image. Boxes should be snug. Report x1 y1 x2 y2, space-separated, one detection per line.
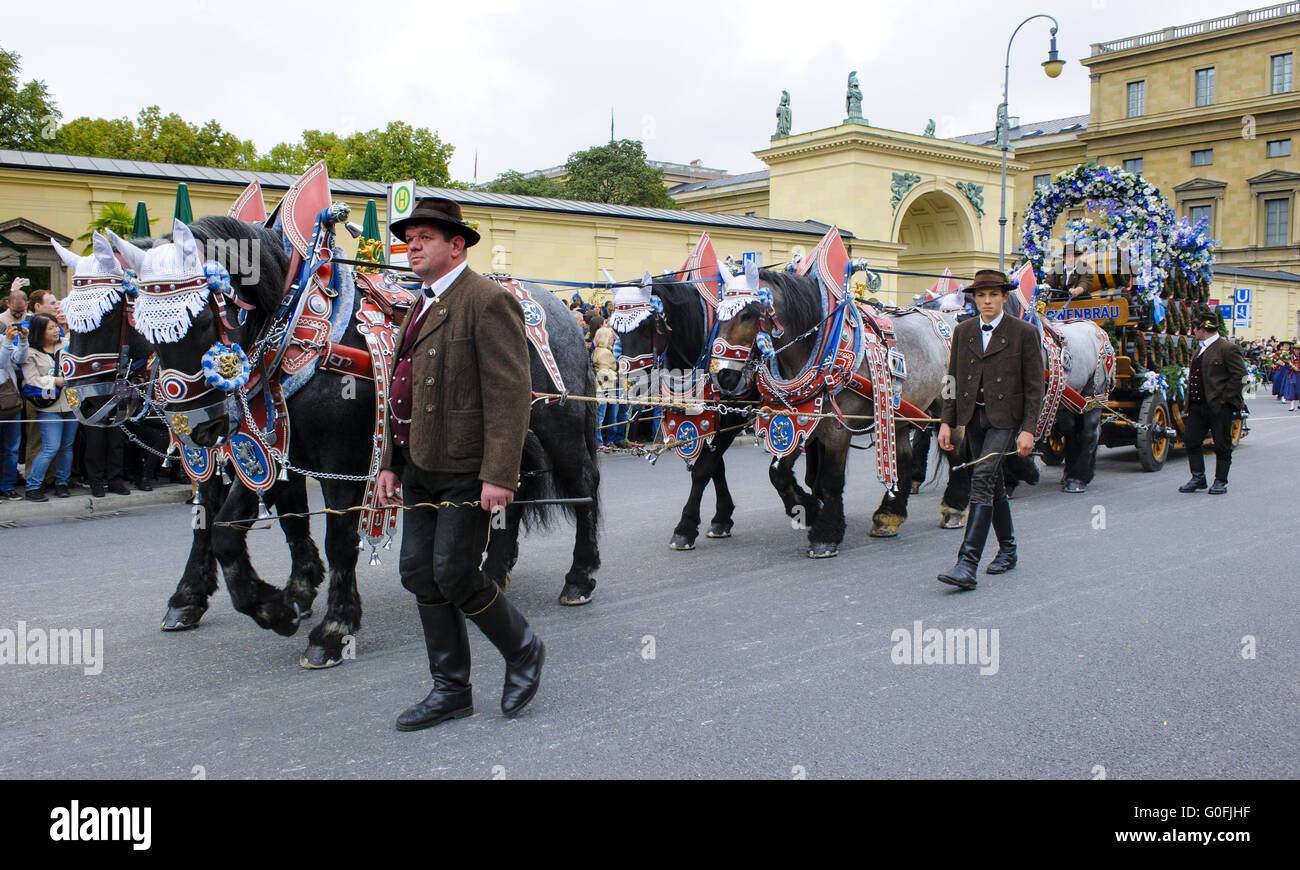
713 267 970 558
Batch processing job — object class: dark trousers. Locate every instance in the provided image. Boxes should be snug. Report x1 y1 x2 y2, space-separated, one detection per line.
1184 400 1234 482
83 425 124 485
398 455 496 613
967 406 1014 506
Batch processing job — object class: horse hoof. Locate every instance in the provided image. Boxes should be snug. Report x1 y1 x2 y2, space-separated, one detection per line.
807 543 839 559
160 606 204 632
910 482 921 494
705 524 732 539
939 514 965 530
299 644 343 669
668 535 696 551
869 524 899 538
1063 480 1087 494
558 582 594 606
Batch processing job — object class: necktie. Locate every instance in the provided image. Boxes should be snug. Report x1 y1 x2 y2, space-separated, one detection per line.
981 323 993 332
423 285 437 299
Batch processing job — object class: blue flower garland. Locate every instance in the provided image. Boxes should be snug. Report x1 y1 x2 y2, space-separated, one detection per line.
1022 164 1176 300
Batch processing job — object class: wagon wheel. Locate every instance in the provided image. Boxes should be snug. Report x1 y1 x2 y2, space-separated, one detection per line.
1136 391 1169 472
1039 431 1066 466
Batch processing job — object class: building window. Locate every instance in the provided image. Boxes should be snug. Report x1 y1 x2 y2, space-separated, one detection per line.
1192 149 1214 166
1265 198 1290 246
1272 53 1293 94
1123 158 1143 175
1267 139 1292 158
1195 68 1215 106
1033 174 1050 189
1127 81 1145 117
1189 204 1212 229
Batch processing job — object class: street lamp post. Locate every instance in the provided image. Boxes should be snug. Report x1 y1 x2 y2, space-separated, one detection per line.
998 14 1065 273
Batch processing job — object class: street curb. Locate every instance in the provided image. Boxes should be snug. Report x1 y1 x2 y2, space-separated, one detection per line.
0 484 192 525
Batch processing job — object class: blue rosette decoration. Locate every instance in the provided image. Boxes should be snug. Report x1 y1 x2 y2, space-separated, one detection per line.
201 342 251 392
121 269 140 298
204 260 232 296
755 331 776 361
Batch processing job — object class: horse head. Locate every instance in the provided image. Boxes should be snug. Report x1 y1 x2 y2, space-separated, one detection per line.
608 271 663 398
53 232 154 426
711 260 774 397
111 218 251 449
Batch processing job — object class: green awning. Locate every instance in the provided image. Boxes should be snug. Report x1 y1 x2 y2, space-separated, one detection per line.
133 201 151 238
174 183 193 223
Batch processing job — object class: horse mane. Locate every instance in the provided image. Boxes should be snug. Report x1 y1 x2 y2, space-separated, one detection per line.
171 216 291 314
757 268 823 337
651 276 708 367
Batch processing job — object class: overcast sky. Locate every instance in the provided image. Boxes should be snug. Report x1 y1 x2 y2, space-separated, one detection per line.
9 0 1260 182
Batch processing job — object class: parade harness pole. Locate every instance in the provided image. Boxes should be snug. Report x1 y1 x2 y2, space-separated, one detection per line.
998 13 1065 273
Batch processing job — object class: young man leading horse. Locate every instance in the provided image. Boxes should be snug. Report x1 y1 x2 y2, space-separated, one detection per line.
936 270 1044 590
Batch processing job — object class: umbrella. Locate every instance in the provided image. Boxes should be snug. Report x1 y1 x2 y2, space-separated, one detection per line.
361 199 381 242
173 183 193 223
132 201 151 238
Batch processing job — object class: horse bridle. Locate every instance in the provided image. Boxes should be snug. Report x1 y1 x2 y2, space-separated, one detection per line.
61 275 155 428
139 271 251 449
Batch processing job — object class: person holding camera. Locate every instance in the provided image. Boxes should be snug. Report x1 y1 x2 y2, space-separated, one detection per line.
1179 313 1248 495
1 319 28 500
20 313 77 501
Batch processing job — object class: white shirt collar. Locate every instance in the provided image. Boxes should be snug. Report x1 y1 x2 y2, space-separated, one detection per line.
980 311 1004 331
417 261 469 316
1200 332 1219 351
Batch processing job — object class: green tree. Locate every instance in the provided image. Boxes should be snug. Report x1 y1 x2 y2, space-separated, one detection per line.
76 202 142 253
0 45 60 151
54 116 137 158
132 106 257 168
563 139 676 208
342 121 454 187
480 170 566 198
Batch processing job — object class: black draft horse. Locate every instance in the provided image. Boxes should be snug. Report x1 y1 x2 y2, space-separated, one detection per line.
612 276 802 550
116 216 600 669
63 232 320 638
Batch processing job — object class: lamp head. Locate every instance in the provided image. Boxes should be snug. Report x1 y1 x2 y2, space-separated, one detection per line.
1043 30 1065 78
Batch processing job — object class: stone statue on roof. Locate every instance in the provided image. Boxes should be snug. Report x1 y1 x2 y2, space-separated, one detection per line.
924 118 936 137
774 90 792 138
845 72 864 123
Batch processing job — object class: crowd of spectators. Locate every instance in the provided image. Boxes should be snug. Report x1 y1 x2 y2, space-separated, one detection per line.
1 278 174 505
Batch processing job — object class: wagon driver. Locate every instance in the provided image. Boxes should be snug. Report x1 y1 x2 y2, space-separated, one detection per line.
377 197 545 731
936 270 1044 590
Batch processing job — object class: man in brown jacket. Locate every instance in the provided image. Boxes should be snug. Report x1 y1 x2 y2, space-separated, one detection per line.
376 198 544 731
936 270 1045 589
1179 312 1248 495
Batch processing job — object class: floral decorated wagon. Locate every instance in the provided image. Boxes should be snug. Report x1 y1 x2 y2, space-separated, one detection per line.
1023 163 1246 471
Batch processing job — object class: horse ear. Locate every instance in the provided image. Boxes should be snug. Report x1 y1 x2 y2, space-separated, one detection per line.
91 232 120 273
173 220 202 268
641 270 653 289
744 259 759 291
51 237 81 271
108 230 147 273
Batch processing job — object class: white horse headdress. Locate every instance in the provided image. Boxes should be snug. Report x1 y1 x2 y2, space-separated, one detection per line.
716 259 766 322
111 219 211 344
609 271 658 334
51 233 127 335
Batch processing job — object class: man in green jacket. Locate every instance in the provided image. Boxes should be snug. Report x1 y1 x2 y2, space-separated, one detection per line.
1179 313 1248 495
377 198 544 731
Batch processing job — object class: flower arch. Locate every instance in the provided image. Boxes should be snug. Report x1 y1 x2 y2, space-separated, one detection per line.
1021 164 1176 299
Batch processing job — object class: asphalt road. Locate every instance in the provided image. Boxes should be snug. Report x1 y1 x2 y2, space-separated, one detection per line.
2 397 1296 779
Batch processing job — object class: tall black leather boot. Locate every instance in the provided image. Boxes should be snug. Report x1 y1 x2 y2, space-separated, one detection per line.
467 590 546 717
396 602 474 731
937 504 993 590
985 499 1017 574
